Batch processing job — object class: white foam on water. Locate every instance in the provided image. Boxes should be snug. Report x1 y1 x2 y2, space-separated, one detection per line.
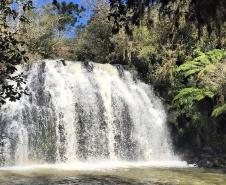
0 160 190 172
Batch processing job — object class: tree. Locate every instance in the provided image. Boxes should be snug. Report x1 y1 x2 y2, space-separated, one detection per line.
0 0 33 105
73 2 132 65
108 0 151 35
22 4 63 59
73 5 115 63
52 0 85 34
174 49 226 115
20 0 85 60
109 0 226 36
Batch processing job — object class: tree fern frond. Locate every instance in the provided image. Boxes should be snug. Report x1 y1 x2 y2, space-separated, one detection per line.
206 49 226 63
176 49 226 78
212 103 226 117
173 87 214 109
184 68 201 77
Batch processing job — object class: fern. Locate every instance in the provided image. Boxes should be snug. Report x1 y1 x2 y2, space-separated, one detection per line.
206 49 226 63
176 49 226 78
173 87 214 109
174 49 226 114
211 103 226 117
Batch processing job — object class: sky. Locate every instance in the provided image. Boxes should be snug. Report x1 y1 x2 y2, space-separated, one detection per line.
35 0 92 26
35 0 83 8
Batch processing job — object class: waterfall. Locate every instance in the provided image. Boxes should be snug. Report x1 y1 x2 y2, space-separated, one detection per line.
0 60 180 166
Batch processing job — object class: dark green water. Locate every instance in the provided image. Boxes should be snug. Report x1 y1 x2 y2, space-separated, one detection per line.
0 165 225 185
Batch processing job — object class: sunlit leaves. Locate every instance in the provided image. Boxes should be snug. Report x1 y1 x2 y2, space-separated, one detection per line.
174 49 226 117
52 0 85 31
0 0 32 105
176 49 226 78
173 87 214 109
212 103 226 118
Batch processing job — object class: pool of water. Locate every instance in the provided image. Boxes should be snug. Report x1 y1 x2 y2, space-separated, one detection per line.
0 162 225 185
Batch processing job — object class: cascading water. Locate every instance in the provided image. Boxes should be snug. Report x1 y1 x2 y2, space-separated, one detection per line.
0 60 185 168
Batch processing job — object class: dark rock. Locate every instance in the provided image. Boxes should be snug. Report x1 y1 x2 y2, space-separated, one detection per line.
203 146 215 155
60 59 66 66
84 60 94 72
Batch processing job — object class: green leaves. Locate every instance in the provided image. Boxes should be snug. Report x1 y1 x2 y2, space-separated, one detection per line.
173 87 214 109
52 0 85 31
0 0 32 106
206 49 226 62
212 104 226 118
109 0 226 37
74 5 117 64
176 49 226 78
109 0 152 35
174 49 226 117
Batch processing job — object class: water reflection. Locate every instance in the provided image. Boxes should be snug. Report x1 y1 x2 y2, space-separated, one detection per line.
0 166 225 185
0 175 153 185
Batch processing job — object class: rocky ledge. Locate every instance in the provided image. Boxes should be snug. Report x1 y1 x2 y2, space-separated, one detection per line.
183 147 226 169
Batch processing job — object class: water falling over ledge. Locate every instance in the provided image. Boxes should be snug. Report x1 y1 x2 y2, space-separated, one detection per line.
0 60 187 169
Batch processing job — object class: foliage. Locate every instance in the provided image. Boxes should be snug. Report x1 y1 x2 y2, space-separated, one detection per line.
0 0 32 105
176 49 226 78
173 87 214 109
109 0 226 37
212 103 226 118
200 60 226 93
174 49 226 117
22 6 59 59
109 0 151 35
52 0 85 32
133 26 157 61
21 1 83 60
73 5 128 64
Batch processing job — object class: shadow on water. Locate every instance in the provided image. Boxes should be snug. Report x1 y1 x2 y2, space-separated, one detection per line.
0 175 167 185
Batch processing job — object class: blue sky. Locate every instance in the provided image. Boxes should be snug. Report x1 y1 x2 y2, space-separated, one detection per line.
34 0 92 37
35 0 83 8
35 0 92 25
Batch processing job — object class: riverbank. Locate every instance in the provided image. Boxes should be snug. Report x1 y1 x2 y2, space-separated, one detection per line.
183 151 226 169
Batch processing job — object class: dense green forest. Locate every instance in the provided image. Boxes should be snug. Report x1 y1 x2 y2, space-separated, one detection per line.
1 0 226 168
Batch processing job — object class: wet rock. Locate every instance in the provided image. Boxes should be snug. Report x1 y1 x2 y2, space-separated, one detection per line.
192 153 226 169
59 59 66 66
84 60 94 72
203 146 215 155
